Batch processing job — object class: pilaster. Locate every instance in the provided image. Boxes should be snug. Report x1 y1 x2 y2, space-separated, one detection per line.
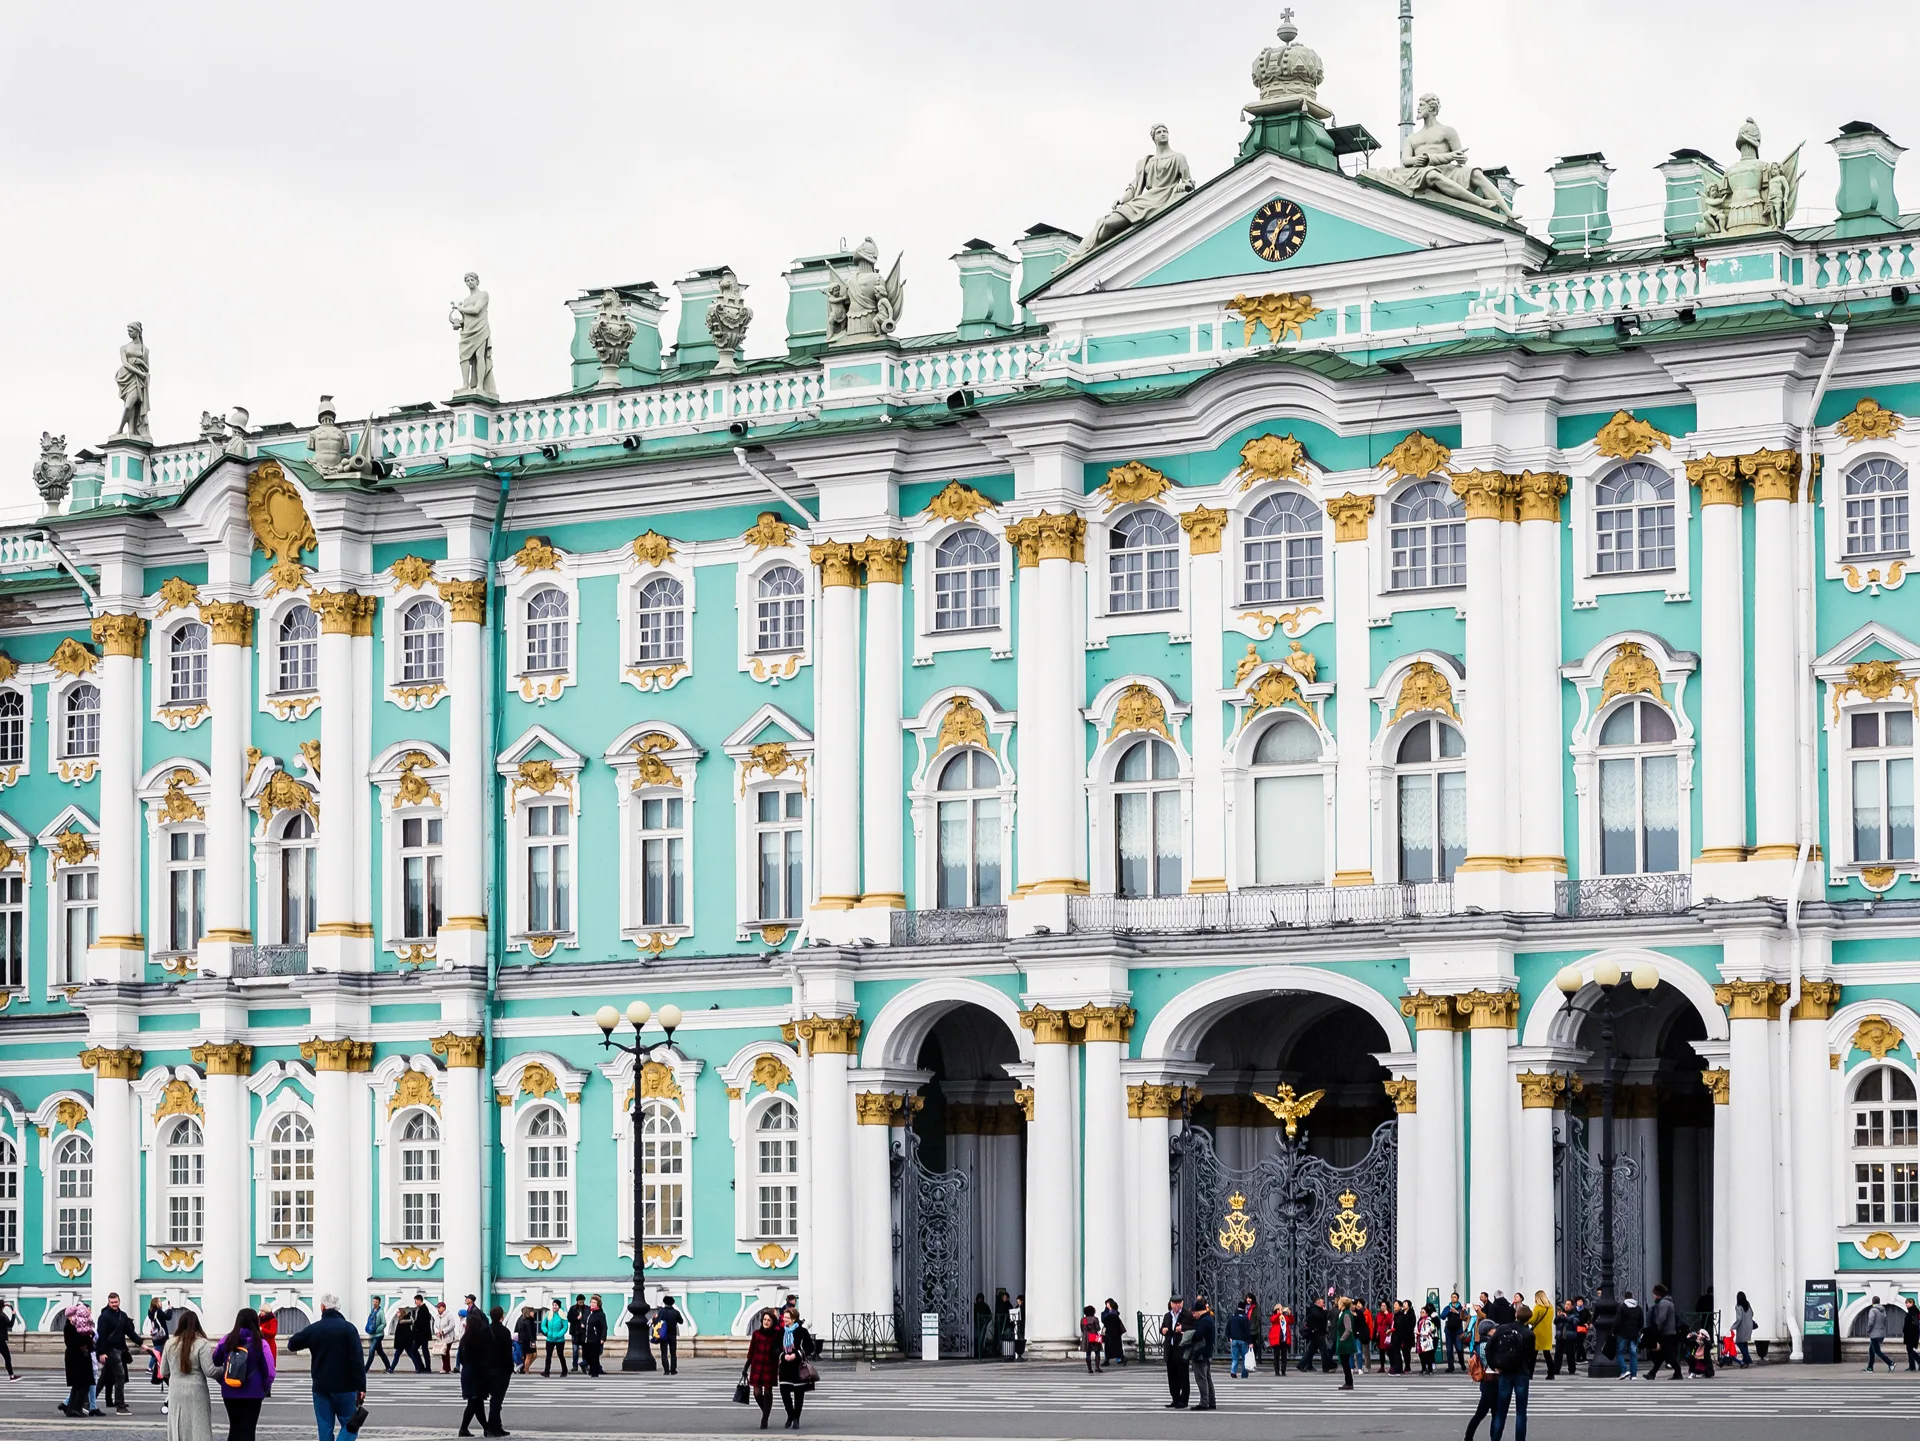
200 603 254 972
79 1044 144 1304
1513 472 1567 910
852 538 908 929
1401 990 1461 1297
1327 494 1376 885
808 545 862 930
88 613 147 977
1449 472 1515 908
437 576 490 965
1688 456 1748 876
191 1039 253 1323
309 591 376 971
1181 508 1229 891
432 1032 486 1300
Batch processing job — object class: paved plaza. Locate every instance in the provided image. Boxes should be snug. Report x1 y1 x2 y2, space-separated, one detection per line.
0 1358 1914 1440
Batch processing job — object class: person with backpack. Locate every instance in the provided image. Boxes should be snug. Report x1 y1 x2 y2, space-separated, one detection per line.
212 1308 277 1441
1463 1320 1501 1441
1644 1285 1682 1380
1486 1302 1536 1441
363 1298 392 1374
655 1295 686 1375
1614 1291 1643 1379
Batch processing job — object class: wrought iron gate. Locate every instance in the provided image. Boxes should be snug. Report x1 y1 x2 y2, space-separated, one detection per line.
1554 1119 1644 1305
892 1127 973 1357
1172 1120 1398 1314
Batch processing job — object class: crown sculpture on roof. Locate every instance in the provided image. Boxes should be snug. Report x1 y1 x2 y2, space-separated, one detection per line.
1251 9 1328 117
1700 118 1802 237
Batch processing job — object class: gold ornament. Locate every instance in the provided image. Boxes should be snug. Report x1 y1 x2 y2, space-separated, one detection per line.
50 637 98 676
91 612 147 658
1013 1087 1035 1121
391 1245 437 1270
1380 431 1452 481
1218 1192 1258 1254
152 1077 202 1121
1851 1015 1905 1061
1699 1069 1730 1105
1450 469 1513 521
759 924 789 945
1253 1083 1325 1139
523 1244 558 1271
740 742 807 795
1178 506 1227 554
55 1256 88 1278
1516 1072 1566 1109
1713 980 1790 1022
1836 397 1904 444
1831 659 1918 724
394 751 442 808
79 1047 143 1082
629 733 681 789
299 1038 372 1072
1392 660 1460 723
808 541 858 588
1281 640 1317 684
793 1014 861 1055
1236 433 1310 489
851 537 908 584
190 1041 253 1076
1019 1005 1075 1045
1107 682 1173 744
934 696 990 755
53 829 96 868
1400 991 1460 1032
639 932 677 957
1685 454 1743 508
1739 448 1801 502
1245 665 1319 726
258 770 319 824
199 601 255 646
264 558 311 597
743 511 796 552
923 481 994 523
751 1054 792 1091
1455 989 1521 1029
387 1068 442 1116
1600 641 1665 706
1227 291 1321 344
1326 493 1374 541
157 1247 199 1272
246 461 317 568
631 531 675 567
1593 411 1672 459
513 536 561 571
519 1061 560 1099
430 1033 486 1069
0 653 14 682
1234 644 1265 686
1094 461 1171 512
753 1243 794 1267
161 768 204 823
1383 1077 1419 1113
1517 471 1569 523
155 577 200 614
638 1059 682 1101
512 759 575 811
437 578 488 624
1327 1191 1368 1253
55 1098 89 1131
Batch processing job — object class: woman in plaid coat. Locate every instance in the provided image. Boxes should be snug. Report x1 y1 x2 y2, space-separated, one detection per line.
742 1309 783 1430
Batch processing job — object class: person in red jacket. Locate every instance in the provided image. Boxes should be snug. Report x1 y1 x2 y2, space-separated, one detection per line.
1374 1303 1393 1373
1267 1306 1293 1376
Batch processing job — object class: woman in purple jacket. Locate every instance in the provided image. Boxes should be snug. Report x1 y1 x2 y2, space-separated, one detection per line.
211 1309 277 1441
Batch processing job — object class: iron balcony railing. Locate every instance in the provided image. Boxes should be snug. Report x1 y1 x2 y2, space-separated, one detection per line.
1554 873 1693 919
889 905 1008 946
229 944 310 978
1067 881 1455 935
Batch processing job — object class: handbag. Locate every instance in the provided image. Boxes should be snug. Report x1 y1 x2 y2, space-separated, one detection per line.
795 1357 820 1386
1466 1352 1486 1383
733 1380 752 1406
346 1407 369 1433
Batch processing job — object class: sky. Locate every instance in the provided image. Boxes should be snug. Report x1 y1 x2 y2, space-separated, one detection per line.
3 0 1916 519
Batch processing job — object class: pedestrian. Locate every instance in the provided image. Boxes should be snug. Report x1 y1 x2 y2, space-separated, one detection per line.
1488 1302 1535 1441
742 1308 781 1430
993 1288 1014 1360
1301 1297 1327 1372
584 1296 608 1377
455 1309 490 1437
1416 1304 1436 1374
1374 1299 1393 1372
567 1295 588 1373
259 1310 279 1364
94 1290 139 1414
1333 1297 1359 1390
286 1293 368 1441
1572 1295 1590 1368
1101 1298 1128 1366
407 1295 436 1373
1079 1306 1103 1372
1643 1284 1682 1380
1903 1299 1920 1371
0 1297 17 1381
363 1298 392 1374
1464 1320 1500 1441
778 1306 816 1428
1186 1295 1217 1411
1160 1296 1189 1408
1443 1293 1466 1373
482 1307 514 1436
159 1309 216 1441
1225 1298 1251 1378
211 1307 276 1441
973 1293 993 1358
513 1306 538 1375
1268 1305 1292 1376
1866 1294 1894 1371
1615 1291 1642 1379
1733 1292 1755 1368
540 1300 570 1377
59 1299 98 1417
656 1294 685 1374
1549 1300 1574 1379
1392 1299 1414 1374
148 1298 175 1415
1012 1292 1027 1361
434 1301 456 1374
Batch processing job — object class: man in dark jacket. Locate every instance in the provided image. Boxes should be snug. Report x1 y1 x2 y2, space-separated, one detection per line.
655 1295 685 1375
583 1295 608 1378
1442 1294 1467 1372
1488 1303 1537 1441
1643 1285 1681 1380
484 1306 515 1437
93 1292 140 1414
1159 1296 1189 1406
401 1294 433 1373
288 1293 369 1441
1614 1291 1643 1378
1187 1296 1218 1411
1301 1297 1329 1371
567 1295 589 1372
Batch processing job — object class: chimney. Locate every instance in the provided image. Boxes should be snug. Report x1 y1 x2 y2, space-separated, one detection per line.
1013 224 1080 319
953 241 1017 339
668 269 731 370
1657 150 1723 243
1548 153 1614 250
1831 122 1906 238
782 247 860 353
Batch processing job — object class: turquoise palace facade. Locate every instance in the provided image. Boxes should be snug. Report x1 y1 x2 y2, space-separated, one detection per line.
2 20 1919 1358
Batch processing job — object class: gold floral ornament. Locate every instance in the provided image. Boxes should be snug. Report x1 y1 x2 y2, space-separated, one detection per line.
1327 1191 1368 1253
50 637 98 676
1391 660 1460 723
155 577 201 614
1599 641 1665 706
1593 411 1673 459
1831 658 1918 724
512 759 575 812
387 1068 441 1116
1852 1015 1905 1061
519 1062 559 1099
1244 665 1319 726
1859 1232 1908 1261
934 696 989 755
740 741 807 796
1107 683 1172 744
629 733 682 789
0 843 17 874
259 769 318 824
1236 433 1310 490
628 531 673 568
53 829 95 867
522 1245 557 1271
743 511 796 552
1281 640 1317 684
1380 431 1452 481
152 1077 202 1121
1836 397 1904 445
751 1054 792 1091
1094 461 1170 512
1228 291 1321 344
638 932 677 957
639 1059 682 1102
394 751 442 808
1860 866 1898 893
1253 1082 1324 1140
0 653 14 683
512 536 561 572
246 460 317 570
156 1247 199 1272
388 555 435 591
161 769 204 823
1218 1192 1257 1254
923 481 994 523
55 1097 90 1130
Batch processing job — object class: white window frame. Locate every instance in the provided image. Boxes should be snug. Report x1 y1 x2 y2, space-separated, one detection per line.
928 525 1004 633
134 1066 209 1263
1567 451 1691 608
497 729 584 955
1228 709 1335 890
0 683 32 782
1087 505 1191 646
39 807 99 993
152 614 212 729
259 597 321 721
1562 634 1698 881
724 709 814 939
246 764 322 955
246 1080 318 1265
911 520 1012 663
370 1056 449 1257
491 1053 584 1267
520 796 573 940
1839 704 1916 868
34 1094 98 1264
273 810 319 946
55 677 101 768
47 1128 93 1260
1846 1061 1920 1229
1083 678 1192 899
1380 477 1468 597
0 1129 21 1260
639 1099 688 1246
1378 713 1469 886
1588 697 1687 877
520 1104 575 1246
1819 429 1918 591
617 552 697 696
383 594 449 711
749 1094 801 1242
502 561 579 705
368 743 450 958
905 689 1017 914
140 761 211 963
747 563 808 662
0 817 29 993
719 1041 802 1262
598 1047 700 1263
604 724 701 946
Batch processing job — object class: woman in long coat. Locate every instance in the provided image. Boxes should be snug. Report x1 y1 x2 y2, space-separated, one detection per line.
456 1309 491 1437
60 1301 96 1416
1101 1299 1128 1365
159 1310 216 1441
777 1308 816 1429
742 1308 782 1430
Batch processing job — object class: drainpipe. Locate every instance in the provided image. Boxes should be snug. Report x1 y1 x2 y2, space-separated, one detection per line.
27 529 101 609
732 447 812 522
480 462 515 1307
1781 317 1846 1358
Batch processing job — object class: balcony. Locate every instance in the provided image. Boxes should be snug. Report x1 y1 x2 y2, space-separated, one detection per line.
1067 881 1455 935
889 906 1008 946
1554 873 1692 919
229 945 310 979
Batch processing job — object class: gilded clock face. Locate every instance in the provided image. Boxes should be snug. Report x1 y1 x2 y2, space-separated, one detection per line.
1249 197 1308 262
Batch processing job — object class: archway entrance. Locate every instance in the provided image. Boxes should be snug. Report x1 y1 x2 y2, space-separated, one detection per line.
1171 994 1398 1316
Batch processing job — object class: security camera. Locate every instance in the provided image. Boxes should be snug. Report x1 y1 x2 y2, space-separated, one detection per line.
621 435 642 451
539 443 562 461
728 421 750 438
947 389 978 413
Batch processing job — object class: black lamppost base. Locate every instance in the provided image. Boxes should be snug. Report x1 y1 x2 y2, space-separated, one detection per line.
622 1318 657 1372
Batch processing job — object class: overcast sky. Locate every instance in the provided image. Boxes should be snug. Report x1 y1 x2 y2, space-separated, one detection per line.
4 0 1915 519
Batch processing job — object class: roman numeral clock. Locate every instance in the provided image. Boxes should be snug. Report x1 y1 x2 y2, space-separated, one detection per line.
1249 196 1308 262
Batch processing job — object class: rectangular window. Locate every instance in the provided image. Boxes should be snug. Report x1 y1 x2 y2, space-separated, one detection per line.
166 829 207 952
640 796 685 928
167 1194 203 1246
1851 710 1916 863
400 816 444 940
526 1187 570 1241
525 802 572 934
57 869 98 987
401 1191 442 1244
0 875 21 989
1114 790 1181 898
0 696 23 767
1857 1161 1887 1224
754 789 804 922
1253 773 1324 886
757 1184 799 1238
1894 1162 1920 1226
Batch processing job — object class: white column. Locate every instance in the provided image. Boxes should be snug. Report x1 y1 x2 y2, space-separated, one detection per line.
1463 993 1515 1298
1410 999 1461 1295
1725 985 1781 1338
1329 496 1376 885
1181 511 1228 891
436 1033 485 1303
309 593 371 970
201 606 254 965
1515 475 1567 906
438 580 489 965
1077 1009 1129 1313
1790 984 1839 1335
81 1046 141 1305
1008 516 1087 921
351 626 375 943
853 540 906 914
1514 1074 1560 1300
1131 1088 1178 1317
88 616 146 977
851 1093 900 1316
809 548 862 914
1708 1068 1732 1315
303 1039 370 1308
798 1019 856 1329
1748 455 1798 866
1388 1078 1419 1297
1690 461 1747 866
193 1042 253 1327
1451 474 1512 905
1021 1011 1077 1347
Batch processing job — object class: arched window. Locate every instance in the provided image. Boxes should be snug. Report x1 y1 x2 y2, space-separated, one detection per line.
1850 707 1915 865
1396 718 1465 882
276 608 319 694
525 588 569 673
640 1101 685 1244
635 576 686 664
935 748 1003 908
64 683 100 758
164 1117 204 1245
1389 482 1467 590
1109 510 1180 613
398 1111 442 1244
168 622 210 704
400 600 446 684
524 1106 570 1242
1597 700 1680 874
755 566 805 653
279 812 316 945
54 1133 93 1253
267 1114 314 1243
163 827 207 953
0 1135 18 1257
1250 714 1324 886
1850 1066 1919 1226
933 528 1001 631
1844 457 1910 559
755 1098 800 1240
1113 737 1181 897
0 692 22 768
1242 493 1324 603
1594 461 1676 573
753 787 805 923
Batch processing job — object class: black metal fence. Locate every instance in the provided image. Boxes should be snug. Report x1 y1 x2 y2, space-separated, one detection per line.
828 1311 898 1360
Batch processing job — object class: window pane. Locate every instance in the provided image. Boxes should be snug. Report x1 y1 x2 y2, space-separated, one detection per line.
936 799 968 909
1255 773 1324 886
1398 775 1435 882
1153 789 1181 896
1642 754 1680 873
974 798 1002 906
1115 792 1149 897
1437 771 1466 878
1599 757 1638 875
1855 758 1884 862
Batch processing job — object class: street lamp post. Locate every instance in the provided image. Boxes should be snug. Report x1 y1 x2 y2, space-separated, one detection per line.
1554 959 1658 1380
594 998 686 1372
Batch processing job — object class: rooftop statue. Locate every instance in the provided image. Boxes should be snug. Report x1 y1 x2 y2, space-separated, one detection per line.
1251 9 1326 110
449 272 497 398
308 397 349 474
1700 118 1802 236
826 239 905 346
32 433 74 507
706 271 753 375
1068 125 1195 262
1377 94 1514 220
114 321 151 440
587 289 637 389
